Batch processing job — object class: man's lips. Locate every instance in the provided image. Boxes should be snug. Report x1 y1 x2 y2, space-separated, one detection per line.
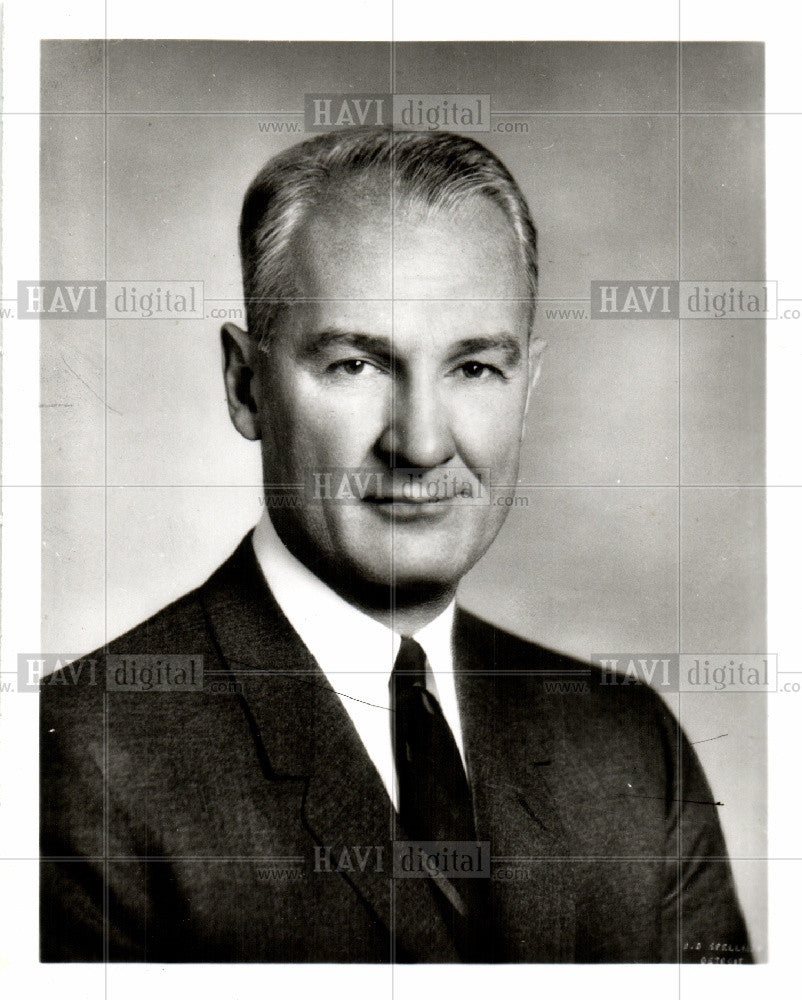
361 494 453 504
362 494 455 522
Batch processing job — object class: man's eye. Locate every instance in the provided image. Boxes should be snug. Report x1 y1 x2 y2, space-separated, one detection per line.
330 358 369 375
459 361 502 380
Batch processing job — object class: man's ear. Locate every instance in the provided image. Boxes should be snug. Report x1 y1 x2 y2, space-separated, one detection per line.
523 337 546 421
221 322 261 441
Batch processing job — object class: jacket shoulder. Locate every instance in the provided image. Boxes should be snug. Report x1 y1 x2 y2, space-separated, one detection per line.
103 587 211 657
39 588 213 702
454 606 678 737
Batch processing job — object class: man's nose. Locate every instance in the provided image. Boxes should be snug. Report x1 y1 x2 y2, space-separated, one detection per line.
377 379 456 469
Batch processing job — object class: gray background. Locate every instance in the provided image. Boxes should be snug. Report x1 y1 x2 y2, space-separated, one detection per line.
40 41 766 954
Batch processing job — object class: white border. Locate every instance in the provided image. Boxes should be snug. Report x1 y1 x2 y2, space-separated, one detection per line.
2 3 800 999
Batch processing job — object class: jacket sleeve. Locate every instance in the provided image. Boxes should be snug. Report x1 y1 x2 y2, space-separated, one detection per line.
658 704 754 964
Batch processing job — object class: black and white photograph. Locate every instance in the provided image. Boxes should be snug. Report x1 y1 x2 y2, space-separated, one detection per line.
1 2 799 996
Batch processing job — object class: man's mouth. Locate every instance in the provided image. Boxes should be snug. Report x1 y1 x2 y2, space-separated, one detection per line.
362 494 451 505
361 490 456 521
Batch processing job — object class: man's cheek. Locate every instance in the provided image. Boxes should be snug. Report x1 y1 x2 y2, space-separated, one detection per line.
310 410 385 461
457 415 523 470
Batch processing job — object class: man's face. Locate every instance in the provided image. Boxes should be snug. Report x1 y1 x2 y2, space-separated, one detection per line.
254 191 537 593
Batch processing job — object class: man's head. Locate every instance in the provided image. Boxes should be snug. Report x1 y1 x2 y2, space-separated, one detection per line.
223 127 544 610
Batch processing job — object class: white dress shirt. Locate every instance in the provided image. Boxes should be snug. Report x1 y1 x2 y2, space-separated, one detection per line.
251 512 466 810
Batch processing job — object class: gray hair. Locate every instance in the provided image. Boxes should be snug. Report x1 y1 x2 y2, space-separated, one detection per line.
239 127 538 347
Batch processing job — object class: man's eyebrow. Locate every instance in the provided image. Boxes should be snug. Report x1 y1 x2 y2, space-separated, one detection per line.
300 329 393 358
301 329 524 366
447 336 523 367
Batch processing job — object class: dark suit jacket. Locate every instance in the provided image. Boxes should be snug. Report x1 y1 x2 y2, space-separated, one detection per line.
41 534 751 963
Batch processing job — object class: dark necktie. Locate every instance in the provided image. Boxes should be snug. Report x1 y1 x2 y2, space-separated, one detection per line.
390 636 489 959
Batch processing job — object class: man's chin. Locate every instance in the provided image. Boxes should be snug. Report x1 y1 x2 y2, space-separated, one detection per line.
343 555 460 591
319 549 466 606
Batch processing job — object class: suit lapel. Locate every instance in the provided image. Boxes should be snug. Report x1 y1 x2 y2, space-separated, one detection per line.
199 536 459 962
454 611 577 962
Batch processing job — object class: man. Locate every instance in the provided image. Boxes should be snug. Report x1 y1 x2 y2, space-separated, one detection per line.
41 127 751 963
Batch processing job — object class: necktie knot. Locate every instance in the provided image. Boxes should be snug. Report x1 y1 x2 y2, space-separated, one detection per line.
392 637 444 718
392 635 428 686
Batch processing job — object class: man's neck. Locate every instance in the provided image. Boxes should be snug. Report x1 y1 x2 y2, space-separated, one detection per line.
344 586 456 636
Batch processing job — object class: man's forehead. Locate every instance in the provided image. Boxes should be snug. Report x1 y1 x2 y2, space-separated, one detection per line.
293 298 529 340
288 191 528 304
